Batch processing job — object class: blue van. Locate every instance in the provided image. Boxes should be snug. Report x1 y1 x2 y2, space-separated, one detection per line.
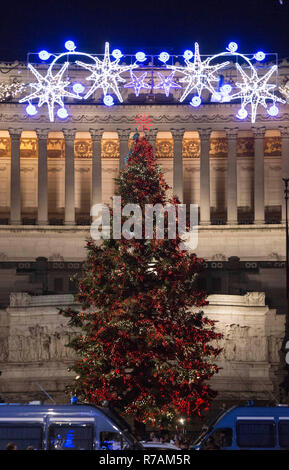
0 403 143 450
193 405 289 450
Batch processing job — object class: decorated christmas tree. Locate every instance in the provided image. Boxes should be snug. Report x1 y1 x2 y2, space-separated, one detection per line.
62 117 222 428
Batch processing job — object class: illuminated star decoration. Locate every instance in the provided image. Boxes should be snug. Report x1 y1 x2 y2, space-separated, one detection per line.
76 42 138 103
135 113 153 132
19 62 81 122
231 63 285 123
0 82 24 101
154 72 181 97
124 70 151 96
167 42 230 102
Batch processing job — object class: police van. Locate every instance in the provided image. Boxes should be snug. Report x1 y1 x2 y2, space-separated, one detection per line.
0 402 143 450
193 404 289 450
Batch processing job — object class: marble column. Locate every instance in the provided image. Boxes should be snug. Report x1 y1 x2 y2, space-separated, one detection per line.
63 129 76 225
253 127 266 224
198 128 212 225
171 128 185 202
36 128 49 225
117 128 131 171
225 127 238 225
9 128 22 225
147 127 159 153
280 126 289 223
90 128 104 208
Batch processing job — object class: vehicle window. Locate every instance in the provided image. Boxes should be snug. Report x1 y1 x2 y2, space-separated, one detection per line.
202 428 233 449
48 424 93 450
278 420 289 448
0 424 43 450
100 431 130 450
237 420 275 448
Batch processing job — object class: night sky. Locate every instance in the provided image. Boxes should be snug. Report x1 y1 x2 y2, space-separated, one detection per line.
1 0 289 61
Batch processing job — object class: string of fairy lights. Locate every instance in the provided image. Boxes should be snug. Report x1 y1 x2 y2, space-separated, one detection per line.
0 40 288 123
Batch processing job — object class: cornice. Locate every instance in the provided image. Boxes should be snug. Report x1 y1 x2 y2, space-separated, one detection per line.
0 102 289 127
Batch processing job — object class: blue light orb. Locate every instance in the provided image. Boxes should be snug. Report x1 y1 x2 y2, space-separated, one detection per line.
158 52 170 63
38 50 50 61
73 83 85 94
65 40 76 52
221 84 232 95
26 103 37 116
57 107 68 119
227 42 238 53
112 49 123 59
190 96 201 107
254 51 265 61
135 51 146 62
268 104 279 116
236 108 248 120
183 49 193 60
103 95 114 107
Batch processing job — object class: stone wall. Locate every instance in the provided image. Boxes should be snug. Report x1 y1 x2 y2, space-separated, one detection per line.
0 291 285 404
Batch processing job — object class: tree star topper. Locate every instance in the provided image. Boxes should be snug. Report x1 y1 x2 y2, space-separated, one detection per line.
76 42 138 103
135 113 153 132
231 63 285 123
19 62 81 122
166 42 230 102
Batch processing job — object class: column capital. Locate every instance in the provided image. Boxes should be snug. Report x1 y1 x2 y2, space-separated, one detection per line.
89 128 104 141
279 126 289 138
35 128 50 140
252 126 266 139
8 128 22 140
224 127 239 140
197 127 212 141
170 127 185 141
62 128 76 141
117 128 131 141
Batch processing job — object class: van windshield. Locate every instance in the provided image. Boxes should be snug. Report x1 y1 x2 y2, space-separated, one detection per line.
192 408 228 446
99 407 143 449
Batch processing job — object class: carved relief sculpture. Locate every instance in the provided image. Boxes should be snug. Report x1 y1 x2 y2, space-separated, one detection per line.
155 139 173 157
101 139 119 158
74 139 92 158
47 138 65 158
0 137 10 158
182 138 200 158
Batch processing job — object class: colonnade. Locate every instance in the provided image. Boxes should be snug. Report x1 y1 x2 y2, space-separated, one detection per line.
5 126 289 225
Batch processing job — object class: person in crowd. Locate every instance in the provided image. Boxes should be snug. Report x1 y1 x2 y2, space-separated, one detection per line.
6 442 17 450
26 446 34 450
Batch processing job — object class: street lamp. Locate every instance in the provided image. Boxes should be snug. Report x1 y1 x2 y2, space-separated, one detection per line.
283 178 289 334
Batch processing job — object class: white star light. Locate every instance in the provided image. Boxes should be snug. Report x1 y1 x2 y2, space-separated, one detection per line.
124 70 151 96
19 62 81 122
167 42 230 102
76 42 138 102
231 64 285 123
154 72 181 97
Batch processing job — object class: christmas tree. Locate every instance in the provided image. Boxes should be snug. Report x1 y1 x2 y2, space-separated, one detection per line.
62 120 222 428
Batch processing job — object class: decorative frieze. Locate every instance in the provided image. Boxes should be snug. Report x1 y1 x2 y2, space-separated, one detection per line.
210 137 227 157
47 138 65 159
74 139 92 158
20 138 38 158
101 139 119 158
264 136 281 156
155 138 173 157
0 137 10 158
182 138 200 158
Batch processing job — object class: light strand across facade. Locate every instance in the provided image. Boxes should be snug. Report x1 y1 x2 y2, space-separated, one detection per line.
19 40 285 123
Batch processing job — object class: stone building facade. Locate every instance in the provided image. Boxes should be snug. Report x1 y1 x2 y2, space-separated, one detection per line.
0 291 284 405
0 54 288 403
